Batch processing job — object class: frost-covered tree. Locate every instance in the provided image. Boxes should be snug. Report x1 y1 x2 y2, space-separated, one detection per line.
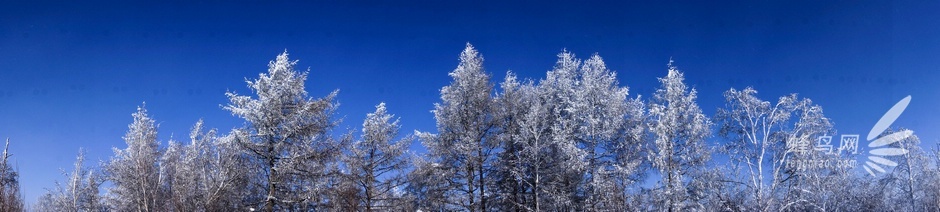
772 97 836 211
0 139 23 212
610 96 648 209
405 156 455 211
224 51 342 211
161 119 248 211
877 129 940 211
160 139 183 211
573 54 644 211
418 43 498 212
405 154 453 210
492 71 529 211
507 79 562 211
209 130 262 210
34 45 940 211
647 60 712 211
490 51 647 211
536 50 587 210
343 103 413 211
36 149 105 212
105 104 164 212
715 87 834 211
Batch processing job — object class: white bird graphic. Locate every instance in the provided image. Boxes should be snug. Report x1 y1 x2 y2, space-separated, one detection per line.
862 95 912 176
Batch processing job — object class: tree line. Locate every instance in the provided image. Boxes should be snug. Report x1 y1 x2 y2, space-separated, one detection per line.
0 43 936 211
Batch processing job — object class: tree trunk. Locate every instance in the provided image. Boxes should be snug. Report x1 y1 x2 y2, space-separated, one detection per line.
479 148 487 212
265 144 276 212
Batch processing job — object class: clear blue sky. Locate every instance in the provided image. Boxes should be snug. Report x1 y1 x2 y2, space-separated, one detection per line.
1 0 938 204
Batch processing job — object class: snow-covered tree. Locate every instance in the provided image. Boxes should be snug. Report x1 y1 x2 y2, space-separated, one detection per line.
160 139 183 211
492 71 529 211
343 103 413 211
508 79 559 211
877 129 940 211
418 43 498 211
489 50 648 211
0 139 23 212
224 51 342 211
715 87 836 211
209 130 262 210
105 104 164 212
36 149 105 212
573 54 643 210
405 155 453 210
647 60 713 211
31 45 940 211
536 50 586 210
609 95 648 209
773 97 836 211
161 119 248 211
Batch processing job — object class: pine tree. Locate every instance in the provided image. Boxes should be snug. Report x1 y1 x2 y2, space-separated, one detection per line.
492 71 528 211
344 103 413 211
105 104 164 212
224 51 342 211
647 60 712 211
537 50 586 210
573 54 639 210
419 43 498 211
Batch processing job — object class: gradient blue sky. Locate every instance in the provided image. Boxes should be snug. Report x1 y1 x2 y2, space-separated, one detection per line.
2 0 938 204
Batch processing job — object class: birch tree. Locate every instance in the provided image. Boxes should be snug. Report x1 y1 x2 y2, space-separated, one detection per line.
510 80 560 211
880 129 940 211
774 97 835 211
161 119 248 211
0 139 23 212
37 149 105 212
716 87 835 211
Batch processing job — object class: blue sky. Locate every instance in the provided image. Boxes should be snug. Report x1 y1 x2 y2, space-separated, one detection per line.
1 0 938 204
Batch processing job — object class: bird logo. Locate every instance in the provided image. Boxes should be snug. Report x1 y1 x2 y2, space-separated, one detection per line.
861 95 912 176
